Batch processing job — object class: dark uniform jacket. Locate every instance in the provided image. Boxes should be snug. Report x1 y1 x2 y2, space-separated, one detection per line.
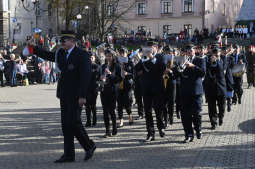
140 58 166 96
204 55 227 97
119 59 134 92
225 55 234 91
33 46 91 99
175 56 206 96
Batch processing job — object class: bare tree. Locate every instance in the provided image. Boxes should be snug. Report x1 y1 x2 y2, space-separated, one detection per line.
92 0 136 41
49 0 94 30
48 0 135 40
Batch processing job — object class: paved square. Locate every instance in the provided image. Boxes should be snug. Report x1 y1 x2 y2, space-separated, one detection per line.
0 82 254 169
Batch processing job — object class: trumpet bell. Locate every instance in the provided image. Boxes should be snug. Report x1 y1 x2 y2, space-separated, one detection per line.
232 64 246 77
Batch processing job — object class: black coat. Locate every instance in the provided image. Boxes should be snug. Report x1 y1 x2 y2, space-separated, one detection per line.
34 46 92 99
225 55 234 91
175 56 206 96
204 55 227 97
140 58 166 96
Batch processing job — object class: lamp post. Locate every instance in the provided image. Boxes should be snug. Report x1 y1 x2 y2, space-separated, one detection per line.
84 6 90 40
76 14 82 35
20 0 42 29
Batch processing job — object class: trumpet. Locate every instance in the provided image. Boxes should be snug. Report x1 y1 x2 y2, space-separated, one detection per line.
177 55 192 72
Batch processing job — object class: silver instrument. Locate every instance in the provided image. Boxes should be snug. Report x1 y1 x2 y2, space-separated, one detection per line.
175 55 192 72
232 63 246 77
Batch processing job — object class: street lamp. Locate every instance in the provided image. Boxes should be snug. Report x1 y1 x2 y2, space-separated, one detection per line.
76 14 82 35
20 0 39 12
20 0 45 29
76 14 82 20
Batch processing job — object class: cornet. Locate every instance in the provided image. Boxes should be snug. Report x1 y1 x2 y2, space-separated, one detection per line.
177 56 192 72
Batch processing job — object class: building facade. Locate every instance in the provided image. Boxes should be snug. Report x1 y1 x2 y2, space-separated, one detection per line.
0 0 10 47
0 0 59 46
118 0 244 38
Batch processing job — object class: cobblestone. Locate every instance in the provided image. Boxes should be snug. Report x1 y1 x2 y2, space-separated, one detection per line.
0 82 254 169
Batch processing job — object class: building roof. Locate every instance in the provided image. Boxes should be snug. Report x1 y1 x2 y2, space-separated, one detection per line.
237 0 255 21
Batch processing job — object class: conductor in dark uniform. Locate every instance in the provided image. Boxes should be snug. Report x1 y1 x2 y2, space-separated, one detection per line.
174 45 206 143
32 31 96 163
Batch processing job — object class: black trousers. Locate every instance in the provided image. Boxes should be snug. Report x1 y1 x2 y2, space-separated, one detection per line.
233 76 243 102
0 70 4 86
180 95 202 138
246 70 255 86
134 85 144 117
162 82 176 123
135 93 144 117
101 92 117 133
117 90 132 120
175 83 181 114
85 91 98 124
60 97 94 158
207 95 226 126
143 92 164 136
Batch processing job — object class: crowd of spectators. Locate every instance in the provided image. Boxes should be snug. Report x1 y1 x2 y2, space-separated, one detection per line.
0 48 58 87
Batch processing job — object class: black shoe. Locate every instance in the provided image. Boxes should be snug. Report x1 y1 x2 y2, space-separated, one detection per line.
232 100 237 105
54 155 75 163
159 129 165 138
196 132 202 139
183 137 193 143
169 118 173 125
219 118 223 126
84 145 96 161
238 99 241 104
164 122 169 129
112 129 117 136
211 125 216 130
104 132 111 138
136 115 143 120
85 122 91 127
227 105 231 112
145 134 155 142
176 112 180 119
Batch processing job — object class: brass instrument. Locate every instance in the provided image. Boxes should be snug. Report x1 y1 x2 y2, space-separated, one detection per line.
97 64 110 91
176 55 192 72
232 63 246 77
163 57 174 88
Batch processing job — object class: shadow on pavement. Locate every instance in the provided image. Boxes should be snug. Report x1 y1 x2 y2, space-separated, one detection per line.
238 119 255 134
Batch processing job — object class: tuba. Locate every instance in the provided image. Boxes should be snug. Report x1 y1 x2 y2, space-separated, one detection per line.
232 63 246 77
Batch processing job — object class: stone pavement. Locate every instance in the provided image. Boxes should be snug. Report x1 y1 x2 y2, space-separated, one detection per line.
0 83 254 169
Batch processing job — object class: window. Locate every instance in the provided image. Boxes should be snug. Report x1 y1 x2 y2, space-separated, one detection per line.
137 2 146 15
107 4 115 17
138 26 146 31
184 24 192 36
183 0 193 13
163 25 172 34
162 0 173 14
137 26 146 36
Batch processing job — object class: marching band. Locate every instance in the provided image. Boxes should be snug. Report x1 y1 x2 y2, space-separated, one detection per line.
90 41 251 143
23 36 253 144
